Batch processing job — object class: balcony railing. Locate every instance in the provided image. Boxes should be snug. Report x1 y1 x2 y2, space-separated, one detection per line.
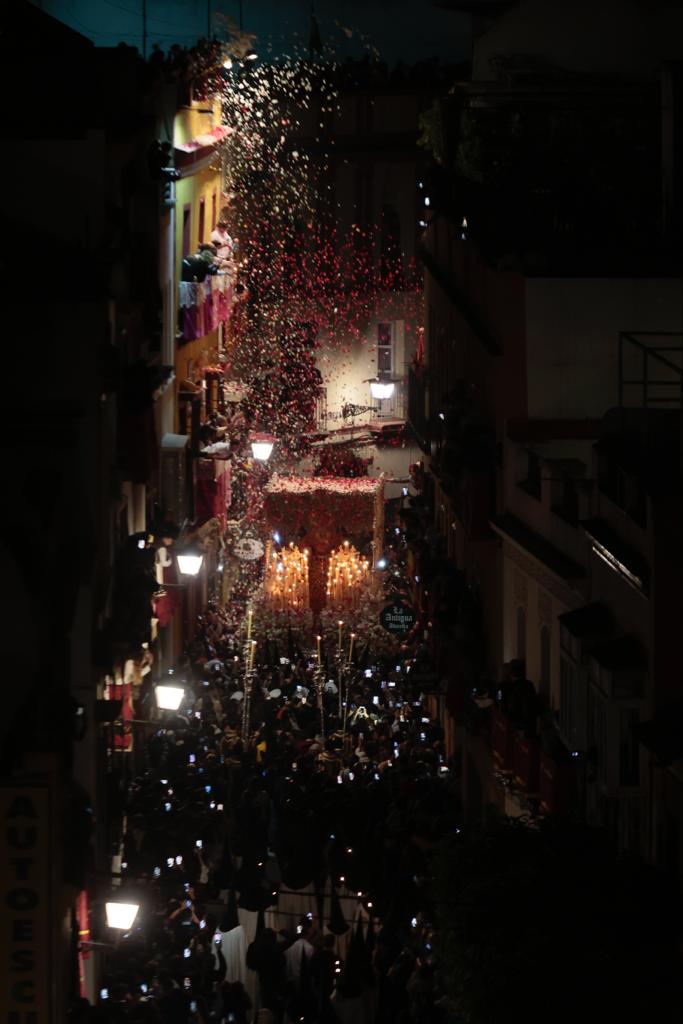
618 331 682 471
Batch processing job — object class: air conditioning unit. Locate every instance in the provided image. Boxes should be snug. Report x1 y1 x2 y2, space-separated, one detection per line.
160 433 189 524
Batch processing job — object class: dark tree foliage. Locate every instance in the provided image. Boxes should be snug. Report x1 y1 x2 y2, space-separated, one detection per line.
430 816 681 1024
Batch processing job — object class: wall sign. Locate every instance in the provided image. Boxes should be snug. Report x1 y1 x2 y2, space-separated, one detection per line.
0 785 53 1022
380 601 416 635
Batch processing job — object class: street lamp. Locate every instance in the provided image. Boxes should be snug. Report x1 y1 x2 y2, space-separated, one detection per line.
105 900 140 931
176 541 204 577
250 433 276 461
155 685 185 711
366 377 397 401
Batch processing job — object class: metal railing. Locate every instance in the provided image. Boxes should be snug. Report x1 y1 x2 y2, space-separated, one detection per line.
619 331 683 409
618 331 682 469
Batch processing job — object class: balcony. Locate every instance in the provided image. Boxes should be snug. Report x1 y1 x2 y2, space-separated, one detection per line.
178 271 233 343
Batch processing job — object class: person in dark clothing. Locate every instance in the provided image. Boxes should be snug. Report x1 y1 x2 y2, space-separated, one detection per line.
310 933 338 1018
502 659 540 736
246 927 286 1012
155 971 187 1024
219 980 252 1024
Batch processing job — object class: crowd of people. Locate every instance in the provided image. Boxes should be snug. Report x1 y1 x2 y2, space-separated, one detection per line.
70 522 462 1024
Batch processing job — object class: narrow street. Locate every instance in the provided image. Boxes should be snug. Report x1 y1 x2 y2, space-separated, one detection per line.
101 500 458 1023
2 3 681 1023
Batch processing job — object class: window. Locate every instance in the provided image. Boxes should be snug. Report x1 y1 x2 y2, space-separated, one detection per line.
559 656 576 744
619 708 640 786
211 190 217 232
198 197 206 244
559 654 588 750
560 624 580 662
588 688 608 787
377 322 393 375
539 625 550 697
182 204 192 257
628 479 646 528
525 451 542 499
516 605 526 660
561 474 579 524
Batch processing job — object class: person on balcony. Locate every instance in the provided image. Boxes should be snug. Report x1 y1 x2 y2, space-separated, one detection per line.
210 220 236 269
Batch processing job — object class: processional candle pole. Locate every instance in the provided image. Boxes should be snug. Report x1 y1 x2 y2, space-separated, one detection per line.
242 624 256 740
315 660 325 744
337 621 344 719
341 663 351 746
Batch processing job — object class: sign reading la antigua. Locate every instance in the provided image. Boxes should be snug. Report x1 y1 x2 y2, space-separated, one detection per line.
380 601 415 635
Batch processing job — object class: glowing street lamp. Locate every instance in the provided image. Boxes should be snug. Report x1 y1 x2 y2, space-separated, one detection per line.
155 685 185 711
250 433 276 461
176 542 204 577
105 900 140 931
367 378 396 401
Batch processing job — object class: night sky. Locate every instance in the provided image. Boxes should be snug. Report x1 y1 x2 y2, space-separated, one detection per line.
41 0 470 62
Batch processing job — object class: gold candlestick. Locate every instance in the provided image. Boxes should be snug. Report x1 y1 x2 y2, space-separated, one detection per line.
338 620 343 654
347 633 356 667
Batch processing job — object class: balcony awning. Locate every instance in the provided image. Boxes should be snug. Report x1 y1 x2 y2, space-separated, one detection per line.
174 124 231 172
175 124 230 154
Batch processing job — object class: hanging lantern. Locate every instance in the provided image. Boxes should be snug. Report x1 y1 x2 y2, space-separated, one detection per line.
367 378 396 400
250 433 276 461
176 541 204 577
105 900 140 930
155 685 184 711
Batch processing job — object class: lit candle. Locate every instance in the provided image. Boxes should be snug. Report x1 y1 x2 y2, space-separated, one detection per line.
338 620 343 653
348 633 356 666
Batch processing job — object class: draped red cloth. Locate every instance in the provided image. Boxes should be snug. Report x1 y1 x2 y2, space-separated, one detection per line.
263 477 378 549
153 562 181 628
195 457 231 527
78 890 91 997
181 277 234 341
109 680 133 750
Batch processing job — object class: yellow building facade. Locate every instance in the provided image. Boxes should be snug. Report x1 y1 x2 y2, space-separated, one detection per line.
172 93 226 425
